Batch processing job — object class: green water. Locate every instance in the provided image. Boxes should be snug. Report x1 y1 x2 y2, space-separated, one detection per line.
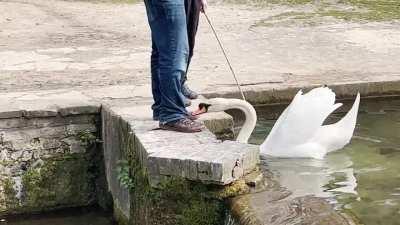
250 98 400 225
2 207 115 225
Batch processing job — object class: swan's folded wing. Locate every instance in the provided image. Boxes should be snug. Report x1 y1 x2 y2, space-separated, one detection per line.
261 87 341 153
315 92 360 152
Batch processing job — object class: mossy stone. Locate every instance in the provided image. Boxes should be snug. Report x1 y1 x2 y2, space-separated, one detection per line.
0 178 19 214
20 154 95 212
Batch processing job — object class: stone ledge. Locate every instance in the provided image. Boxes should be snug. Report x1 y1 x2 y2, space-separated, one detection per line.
105 103 259 186
131 120 259 185
0 90 101 119
203 80 400 105
0 114 98 130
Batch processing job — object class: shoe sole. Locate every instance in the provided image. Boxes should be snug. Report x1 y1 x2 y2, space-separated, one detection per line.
159 125 202 133
183 93 198 100
187 94 198 100
184 101 192 107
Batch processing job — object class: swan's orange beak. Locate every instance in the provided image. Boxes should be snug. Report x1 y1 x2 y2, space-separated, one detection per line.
192 106 207 116
191 103 210 116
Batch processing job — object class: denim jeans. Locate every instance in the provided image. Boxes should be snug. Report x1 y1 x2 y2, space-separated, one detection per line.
145 0 189 124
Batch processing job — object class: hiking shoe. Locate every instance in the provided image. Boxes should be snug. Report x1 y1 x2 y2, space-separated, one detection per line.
184 97 192 107
182 83 198 100
186 113 199 121
160 118 204 133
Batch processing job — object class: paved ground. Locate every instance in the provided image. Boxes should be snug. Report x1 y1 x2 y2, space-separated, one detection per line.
0 0 400 100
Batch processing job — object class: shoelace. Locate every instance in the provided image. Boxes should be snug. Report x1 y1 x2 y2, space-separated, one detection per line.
181 118 196 126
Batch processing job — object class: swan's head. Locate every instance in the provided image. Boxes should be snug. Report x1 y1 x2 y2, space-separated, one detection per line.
192 98 245 115
193 98 257 144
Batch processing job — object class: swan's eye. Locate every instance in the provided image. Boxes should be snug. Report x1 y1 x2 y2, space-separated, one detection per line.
199 103 211 112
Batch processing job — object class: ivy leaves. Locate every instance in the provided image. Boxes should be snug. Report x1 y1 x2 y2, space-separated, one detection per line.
116 160 134 189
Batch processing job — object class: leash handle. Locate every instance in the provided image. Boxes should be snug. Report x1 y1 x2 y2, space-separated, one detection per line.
203 12 246 101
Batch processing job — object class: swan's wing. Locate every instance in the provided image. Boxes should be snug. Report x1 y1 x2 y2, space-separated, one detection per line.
315 92 360 152
261 87 341 154
260 90 301 152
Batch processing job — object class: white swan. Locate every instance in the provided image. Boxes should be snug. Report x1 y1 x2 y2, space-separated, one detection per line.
261 87 360 159
194 87 360 159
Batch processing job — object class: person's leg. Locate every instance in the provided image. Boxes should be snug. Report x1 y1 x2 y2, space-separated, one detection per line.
145 0 163 120
150 39 161 120
185 0 200 72
150 40 199 121
182 0 200 99
148 0 190 124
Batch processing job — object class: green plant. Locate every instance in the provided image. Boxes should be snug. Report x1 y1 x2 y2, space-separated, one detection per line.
76 130 98 146
117 160 134 189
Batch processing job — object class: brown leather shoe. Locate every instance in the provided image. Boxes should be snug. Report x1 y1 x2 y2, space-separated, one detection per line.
160 118 204 133
186 113 199 121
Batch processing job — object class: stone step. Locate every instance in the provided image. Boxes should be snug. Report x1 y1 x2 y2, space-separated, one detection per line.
104 99 260 186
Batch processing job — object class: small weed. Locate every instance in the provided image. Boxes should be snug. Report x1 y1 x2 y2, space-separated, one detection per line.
76 130 99 146
116 160 135 189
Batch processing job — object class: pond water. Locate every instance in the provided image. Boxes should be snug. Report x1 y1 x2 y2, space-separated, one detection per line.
2 207 115 225
250 97 400 225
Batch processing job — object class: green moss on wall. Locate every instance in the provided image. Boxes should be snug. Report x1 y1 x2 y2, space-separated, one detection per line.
215 180 251 199
148 178 226 225
0 178 19 212
21 154 95 212
113 204 130 225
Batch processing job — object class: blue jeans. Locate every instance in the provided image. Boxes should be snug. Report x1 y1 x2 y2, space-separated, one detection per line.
145 0 189 124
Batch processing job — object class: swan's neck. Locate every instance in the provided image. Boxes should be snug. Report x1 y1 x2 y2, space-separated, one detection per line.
229 100 257 143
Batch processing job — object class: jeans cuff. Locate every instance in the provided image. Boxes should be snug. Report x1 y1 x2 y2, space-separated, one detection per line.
159 114 186 125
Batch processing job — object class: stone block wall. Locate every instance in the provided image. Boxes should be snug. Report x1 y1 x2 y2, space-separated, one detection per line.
0 90 105 215
0 113 102 215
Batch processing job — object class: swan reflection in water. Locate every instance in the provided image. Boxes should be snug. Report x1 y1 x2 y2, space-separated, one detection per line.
260 153 358 202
